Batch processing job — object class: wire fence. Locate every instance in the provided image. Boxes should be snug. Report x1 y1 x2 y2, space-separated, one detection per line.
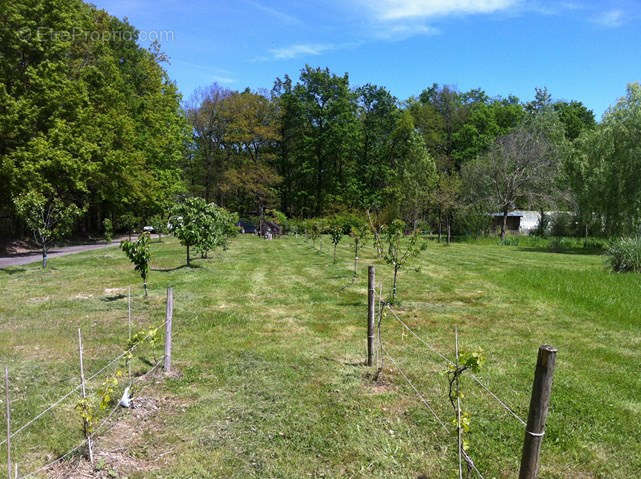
374 284 533 479
2 287 173 478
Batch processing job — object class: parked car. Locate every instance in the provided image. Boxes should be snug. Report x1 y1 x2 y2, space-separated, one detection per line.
237 220 257 234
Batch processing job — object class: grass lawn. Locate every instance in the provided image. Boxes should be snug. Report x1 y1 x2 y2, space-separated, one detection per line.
0 235 639 478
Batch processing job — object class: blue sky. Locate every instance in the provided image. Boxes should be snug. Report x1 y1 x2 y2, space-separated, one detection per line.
92 0 641 119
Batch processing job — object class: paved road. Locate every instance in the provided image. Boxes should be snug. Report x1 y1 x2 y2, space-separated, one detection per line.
0 242 120 269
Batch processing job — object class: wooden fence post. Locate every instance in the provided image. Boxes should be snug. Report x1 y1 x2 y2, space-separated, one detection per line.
77 329 94 464
519 345 557 479
5 367 11 479
164 287 173 373
367 266 375 366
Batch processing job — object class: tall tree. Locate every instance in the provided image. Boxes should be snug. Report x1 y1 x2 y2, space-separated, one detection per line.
463 116 565 240
567 83 641 236
1 0 188 237
292 66 359 215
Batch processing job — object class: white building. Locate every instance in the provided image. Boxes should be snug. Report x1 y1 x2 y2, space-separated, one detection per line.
491 210 543 234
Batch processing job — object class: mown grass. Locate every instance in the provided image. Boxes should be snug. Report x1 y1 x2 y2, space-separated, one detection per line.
0 235 639 477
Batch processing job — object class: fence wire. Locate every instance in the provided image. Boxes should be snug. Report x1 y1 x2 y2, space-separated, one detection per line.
1 312 170 448
384 303 527 426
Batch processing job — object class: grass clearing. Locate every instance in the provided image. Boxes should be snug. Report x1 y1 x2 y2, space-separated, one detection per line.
0 235 640 477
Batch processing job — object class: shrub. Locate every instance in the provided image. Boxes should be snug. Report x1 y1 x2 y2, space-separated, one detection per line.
121 231 151 296
103 218 113 243
170 198 238 263
498 236 520 246
548 237 572 252
550 212 575 237
606 237 641 273
583 237 608 251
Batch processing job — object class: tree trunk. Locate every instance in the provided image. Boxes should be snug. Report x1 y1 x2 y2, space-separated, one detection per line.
392 264 399 303
538 208 546 237
143 281 148 297
446 215 451 245
186 244 190 266
42 246 48 269
354 240 359 276
438 211 442 243
333 244 337 263
501 207 508 241
258 202 265 237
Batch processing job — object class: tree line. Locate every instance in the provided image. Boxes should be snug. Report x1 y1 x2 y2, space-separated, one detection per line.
3 0 641 243
184 67 629 239
1 0 188 238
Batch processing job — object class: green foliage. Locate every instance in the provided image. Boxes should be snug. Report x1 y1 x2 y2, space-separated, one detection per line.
607 237 641 273
149 214 169 240
327 218 347 263
378 219 427 302
550 212 575 237
459 350 485 372
498 236 520 246
121 232 151 295
119 214 140 237
170 197 238 263
567 83 641 237
266 209 288 230
128 326 160 365
448 348 485 456
75 368 125 433
13 191 83 267
0 0 189 234
103 218 113 243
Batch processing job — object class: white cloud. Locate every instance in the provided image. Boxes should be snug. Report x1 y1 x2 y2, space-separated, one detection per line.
592 9 624 28
268 43 338 60
365 0 519 20
373 22 439 40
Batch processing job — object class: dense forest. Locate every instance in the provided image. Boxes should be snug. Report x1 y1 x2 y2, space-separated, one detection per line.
3 0 641 240
0 0 188 237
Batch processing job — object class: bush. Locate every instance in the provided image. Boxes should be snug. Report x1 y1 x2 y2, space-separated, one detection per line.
550 212 575 237
548 237 572 252
583 237 608 251
606 237 641 273
498 236 520 246
103 218 113 243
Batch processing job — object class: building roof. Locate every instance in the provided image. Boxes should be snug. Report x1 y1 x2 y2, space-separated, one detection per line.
490 212 524 217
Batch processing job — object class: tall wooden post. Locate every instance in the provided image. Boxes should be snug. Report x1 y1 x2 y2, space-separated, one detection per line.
5 368 11 479
164 287 173 372
77 329 94 464
519 345 557 479
367 266 375 366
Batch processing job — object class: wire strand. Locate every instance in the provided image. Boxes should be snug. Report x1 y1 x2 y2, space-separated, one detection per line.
0 316 170 446
385 304 527 427
381 344 450 433
21 359 164 479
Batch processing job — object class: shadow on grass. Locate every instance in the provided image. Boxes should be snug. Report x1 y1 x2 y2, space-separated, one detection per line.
320 355 365 367
151 263 201 272
0 268 27 275
102 294 126 302
516 246 605 256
